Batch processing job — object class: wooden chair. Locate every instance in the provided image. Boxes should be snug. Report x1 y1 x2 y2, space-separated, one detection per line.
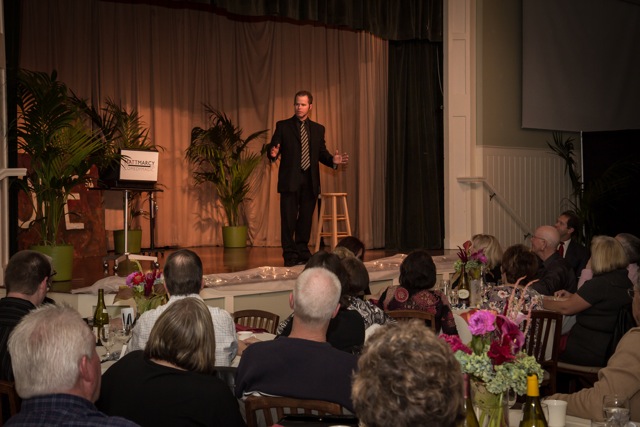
521 310 563 394
385 310 437 332
0 380 21 426
244 395 343 427
233 310 280 334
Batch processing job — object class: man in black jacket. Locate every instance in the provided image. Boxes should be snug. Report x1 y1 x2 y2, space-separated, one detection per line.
555 210 590 278
267 90 348 266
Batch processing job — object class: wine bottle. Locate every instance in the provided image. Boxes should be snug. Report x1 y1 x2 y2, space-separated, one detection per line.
520 374 548 427
458 267 471 308
461 374 480 427
93 289 109 345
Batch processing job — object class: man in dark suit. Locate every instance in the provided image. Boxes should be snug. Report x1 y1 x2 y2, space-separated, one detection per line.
267 91 348 266
555 210 589 278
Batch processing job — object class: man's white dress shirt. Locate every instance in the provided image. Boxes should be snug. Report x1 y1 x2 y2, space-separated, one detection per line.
127 294 238 366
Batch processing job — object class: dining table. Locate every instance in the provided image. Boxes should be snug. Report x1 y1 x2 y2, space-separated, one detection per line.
508 409 591 426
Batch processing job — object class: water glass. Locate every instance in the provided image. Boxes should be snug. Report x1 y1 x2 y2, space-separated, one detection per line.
448 289 459 308
602 394 630 427
441 280 451 297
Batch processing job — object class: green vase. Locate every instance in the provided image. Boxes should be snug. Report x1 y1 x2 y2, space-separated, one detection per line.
30 244 74 282
471 381 509 427
222 225 248 248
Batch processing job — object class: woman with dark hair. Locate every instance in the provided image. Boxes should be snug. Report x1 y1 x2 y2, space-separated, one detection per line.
335 236 366 260
481 244 544 314
341 256 393 330
97 298 245 426
276 251 365 353
376 250 458 335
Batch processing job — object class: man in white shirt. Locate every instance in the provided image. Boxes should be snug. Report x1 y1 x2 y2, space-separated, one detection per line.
127 249 237 365
555 210 589 278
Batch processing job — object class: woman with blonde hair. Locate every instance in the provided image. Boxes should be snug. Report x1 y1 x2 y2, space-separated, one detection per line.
471 234 503 283
97 298 245 426
543 235 633 367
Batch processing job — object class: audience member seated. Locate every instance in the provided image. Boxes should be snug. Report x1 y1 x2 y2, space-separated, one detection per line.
1 250 53 383
351 321 463 427
376 250 458 335
235 267 358 411
97 298 245 426
6 304 137 426
543 236 634 367
277 252 365 354
471 234 503 283
127 249 237 365
555 210 590 278
335 236 366 261
578 233 640 289
341 256 393 331
531 225 577 296
481 244 543 315
548 275 640 422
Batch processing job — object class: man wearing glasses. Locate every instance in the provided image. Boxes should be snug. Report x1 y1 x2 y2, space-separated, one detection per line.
530 225 577 295
0 250 54 382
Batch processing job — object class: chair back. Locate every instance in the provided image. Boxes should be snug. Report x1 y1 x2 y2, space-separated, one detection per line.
522 310 563 394
234 310 280 334
0 380 21 426
385 310 437 332
244 395 342 427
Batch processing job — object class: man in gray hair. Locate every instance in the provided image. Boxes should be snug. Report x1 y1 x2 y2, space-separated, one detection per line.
235 267 358 411
6 304 138 426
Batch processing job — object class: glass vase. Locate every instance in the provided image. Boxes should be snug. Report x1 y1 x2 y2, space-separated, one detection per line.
471 381 509 427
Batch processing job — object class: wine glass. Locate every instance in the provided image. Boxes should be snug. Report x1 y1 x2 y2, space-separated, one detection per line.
602 394 630 427
448 289 459 308
99 325 116 360
441 280 451 298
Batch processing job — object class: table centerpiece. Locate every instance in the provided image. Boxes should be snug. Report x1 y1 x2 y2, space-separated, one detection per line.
441 306 543 427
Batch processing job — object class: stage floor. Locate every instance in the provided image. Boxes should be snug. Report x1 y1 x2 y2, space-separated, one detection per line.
52 246 409 292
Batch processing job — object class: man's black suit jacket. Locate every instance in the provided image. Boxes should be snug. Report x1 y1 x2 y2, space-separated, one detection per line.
563 239 590 278
267 116 335 196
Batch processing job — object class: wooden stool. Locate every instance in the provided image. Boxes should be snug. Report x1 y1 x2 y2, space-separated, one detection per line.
314 193 352 252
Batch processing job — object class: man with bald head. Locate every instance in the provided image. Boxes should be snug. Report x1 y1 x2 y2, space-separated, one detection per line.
531 225 577 295
235 267 358 411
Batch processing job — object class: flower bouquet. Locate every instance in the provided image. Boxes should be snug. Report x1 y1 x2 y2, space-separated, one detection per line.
454 240 488 279
114 268 168 317
441 310 543 427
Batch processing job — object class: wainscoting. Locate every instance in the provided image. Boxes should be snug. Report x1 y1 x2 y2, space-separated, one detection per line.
479 146 575 247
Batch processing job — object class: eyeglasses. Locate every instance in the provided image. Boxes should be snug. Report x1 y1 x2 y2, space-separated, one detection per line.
46 270 57 291
531 235 546 242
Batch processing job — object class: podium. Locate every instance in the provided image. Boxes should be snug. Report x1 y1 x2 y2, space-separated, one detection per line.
100 186 162 274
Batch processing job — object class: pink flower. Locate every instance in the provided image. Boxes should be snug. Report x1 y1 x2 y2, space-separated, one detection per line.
468 310 496 335
440 334 472 354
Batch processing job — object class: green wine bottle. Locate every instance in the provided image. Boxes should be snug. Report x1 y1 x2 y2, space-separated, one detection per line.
520 374 548 427
462 374 480 427
93 289 109 345
458 268 471 308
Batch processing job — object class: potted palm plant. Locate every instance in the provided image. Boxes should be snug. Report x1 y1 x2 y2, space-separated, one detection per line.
185 106 268 247
73 98 160 254
16 69 106 281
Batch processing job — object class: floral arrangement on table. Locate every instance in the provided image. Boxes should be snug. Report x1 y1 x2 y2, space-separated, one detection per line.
441 308 542 427
114 268 168 316
454 240 488 279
